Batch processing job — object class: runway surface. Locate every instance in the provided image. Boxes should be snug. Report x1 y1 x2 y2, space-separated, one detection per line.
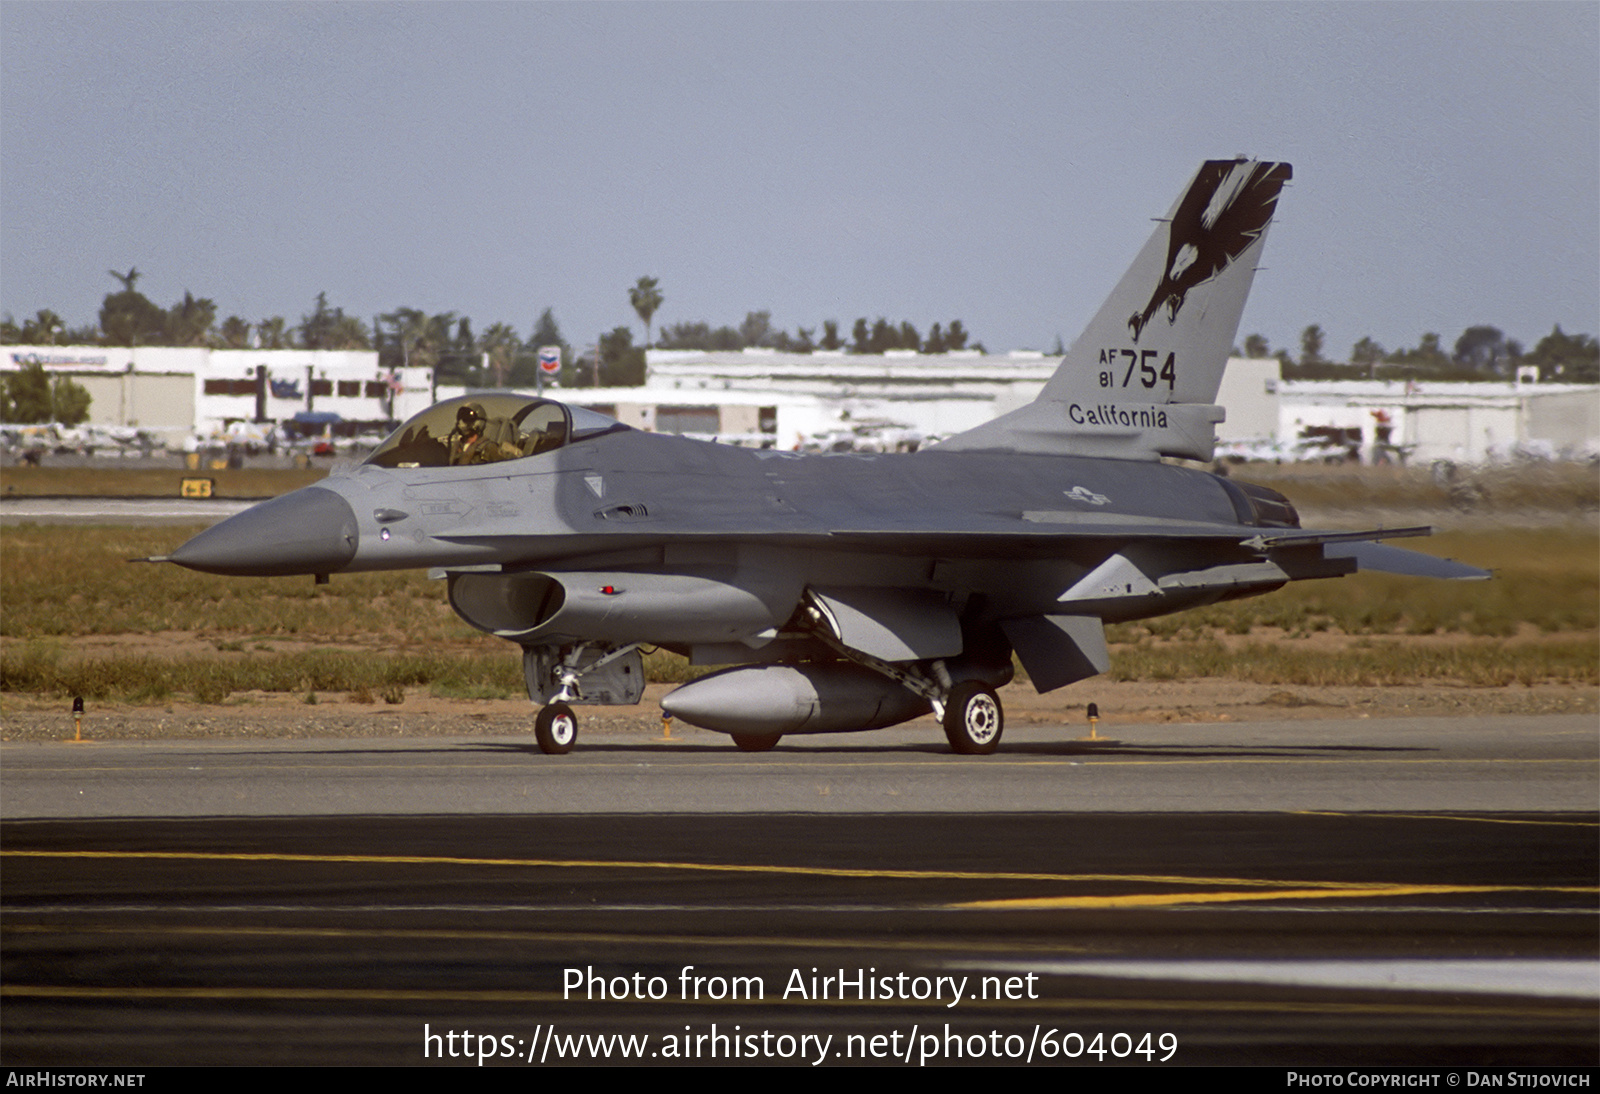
2 716 1596 1066
3 715 1594 817
0 496 254 525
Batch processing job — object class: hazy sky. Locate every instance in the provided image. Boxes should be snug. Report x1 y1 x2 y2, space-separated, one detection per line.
3 2 1595 359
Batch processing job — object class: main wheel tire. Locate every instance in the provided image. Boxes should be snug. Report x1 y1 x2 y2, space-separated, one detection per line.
535 702 577 755
943 682 1003 755
731 732 781 752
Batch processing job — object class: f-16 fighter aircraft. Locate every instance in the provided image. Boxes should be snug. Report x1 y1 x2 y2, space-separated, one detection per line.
162 159 1486 755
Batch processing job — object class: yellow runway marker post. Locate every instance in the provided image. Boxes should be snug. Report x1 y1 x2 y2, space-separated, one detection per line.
67 696 88 745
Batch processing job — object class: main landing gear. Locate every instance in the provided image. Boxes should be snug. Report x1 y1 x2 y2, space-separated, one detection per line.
791 596 1010 756
942 682 1003 755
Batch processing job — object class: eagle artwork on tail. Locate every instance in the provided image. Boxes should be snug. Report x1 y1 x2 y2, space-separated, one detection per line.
1128 160 1292 342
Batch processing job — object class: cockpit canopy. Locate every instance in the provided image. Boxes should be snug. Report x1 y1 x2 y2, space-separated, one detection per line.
364 394 627 469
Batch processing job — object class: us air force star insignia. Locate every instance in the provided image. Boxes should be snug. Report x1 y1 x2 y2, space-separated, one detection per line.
1064 486 1110 506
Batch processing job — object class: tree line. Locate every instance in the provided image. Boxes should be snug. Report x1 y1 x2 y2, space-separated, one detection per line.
631 274 983 356
1241 324 1598 383
5 269 1593 398
2 270 990 392
0 269 600 388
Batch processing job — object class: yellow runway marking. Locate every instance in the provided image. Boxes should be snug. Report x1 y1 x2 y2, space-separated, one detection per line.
8 849 1593 912
956 883 1598 910
1290 810 1598 827
995 758 1596 767
0 848 1389 890
3 921 1095 955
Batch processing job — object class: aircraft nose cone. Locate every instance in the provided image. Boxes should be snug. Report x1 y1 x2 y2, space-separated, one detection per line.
170 486 359 576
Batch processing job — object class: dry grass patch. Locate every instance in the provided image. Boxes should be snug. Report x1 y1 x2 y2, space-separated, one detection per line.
1229 460 1598 514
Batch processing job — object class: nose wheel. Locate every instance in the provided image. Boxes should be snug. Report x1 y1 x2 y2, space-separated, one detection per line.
535 702 577 754
943 682 1002 755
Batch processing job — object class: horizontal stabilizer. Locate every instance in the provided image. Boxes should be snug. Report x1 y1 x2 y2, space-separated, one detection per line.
1325 541 1490 581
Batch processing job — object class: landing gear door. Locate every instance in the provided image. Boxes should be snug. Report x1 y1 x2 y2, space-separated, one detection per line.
523 644 646 706
808 586 964 662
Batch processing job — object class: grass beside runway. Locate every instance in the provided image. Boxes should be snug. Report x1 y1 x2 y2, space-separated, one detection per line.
0 519 1595 705
0 464 328 498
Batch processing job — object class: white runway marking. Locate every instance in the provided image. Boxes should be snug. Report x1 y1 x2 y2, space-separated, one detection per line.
982 959 1600 999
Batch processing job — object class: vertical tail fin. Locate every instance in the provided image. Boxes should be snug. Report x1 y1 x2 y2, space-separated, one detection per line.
941 159 1291 460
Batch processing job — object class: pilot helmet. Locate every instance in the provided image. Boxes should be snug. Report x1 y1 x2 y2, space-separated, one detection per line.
456 403 486 432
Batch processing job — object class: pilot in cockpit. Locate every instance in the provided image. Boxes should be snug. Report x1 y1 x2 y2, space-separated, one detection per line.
448 402 520 465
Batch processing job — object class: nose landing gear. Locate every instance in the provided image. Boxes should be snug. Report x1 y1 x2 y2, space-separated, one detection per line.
534 702 577 755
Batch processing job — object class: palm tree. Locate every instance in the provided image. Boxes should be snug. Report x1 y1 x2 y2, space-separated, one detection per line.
256 317 291 349
101 268 164 346
21 310 64 345
1351 336 1385 373
479 322 520 387
328 313 371 350
168 291 217 346
218 316 252 348
381 308 458 371
629 276 663 347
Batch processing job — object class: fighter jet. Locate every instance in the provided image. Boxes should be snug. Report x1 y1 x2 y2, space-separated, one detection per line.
162 159 1486 755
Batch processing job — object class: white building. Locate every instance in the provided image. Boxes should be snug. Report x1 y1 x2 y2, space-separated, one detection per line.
647 348 1056 440
1277 376 1598 463
2 345 433 442
609 349 1287 452
1213 357 1283 445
